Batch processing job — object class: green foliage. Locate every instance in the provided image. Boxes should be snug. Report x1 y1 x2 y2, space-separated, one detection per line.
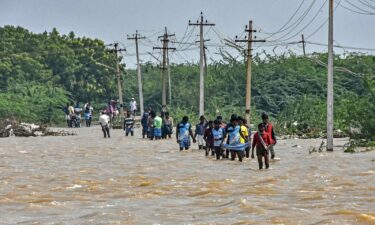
0 82 68 124
0 25 373 144
0 26 120 123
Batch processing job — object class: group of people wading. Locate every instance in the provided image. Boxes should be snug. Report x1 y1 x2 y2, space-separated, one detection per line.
174 112 276 170
71 100 276 170
140 109 174 140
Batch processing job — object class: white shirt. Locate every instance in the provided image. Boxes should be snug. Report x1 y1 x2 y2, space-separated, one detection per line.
130 100 137 111
99 114 110 126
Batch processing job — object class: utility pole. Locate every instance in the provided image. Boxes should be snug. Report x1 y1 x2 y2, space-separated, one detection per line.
127 31 146 116
203 44 208 77
327 0 334 151
167 49 172 106
109 43 126 119
153 27 175 108
189 12 215 116
301 34 306 56
235 20 265 124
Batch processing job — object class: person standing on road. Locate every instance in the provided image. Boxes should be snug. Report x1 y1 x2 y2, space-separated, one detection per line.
99 111 110 138
84 102 93 127
63 103 71 127
68 102 75 128
130 98 137 116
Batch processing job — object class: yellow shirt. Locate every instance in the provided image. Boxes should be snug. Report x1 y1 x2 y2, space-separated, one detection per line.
240 125 248 143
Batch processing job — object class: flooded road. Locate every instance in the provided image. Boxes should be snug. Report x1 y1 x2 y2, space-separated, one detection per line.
0 127 374 224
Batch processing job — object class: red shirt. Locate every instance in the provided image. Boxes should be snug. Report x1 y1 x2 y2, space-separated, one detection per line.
252 132 272 149
264 122 276 144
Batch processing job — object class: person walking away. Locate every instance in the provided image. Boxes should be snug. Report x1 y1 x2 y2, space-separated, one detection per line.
251 123 272 169
124 112 135 136
176 116 196 151
204 120 214 156
148 111 156 140
261 113 277 159
84 102 93 127
99 111 110 138
212 120 225 159
221 116 247 162
162 112 173 139
130 98 137 116
194 115 207 150
239 117 250 158
141 112 149 138
222 114 237 159
153 113 163 140
73 102 82 128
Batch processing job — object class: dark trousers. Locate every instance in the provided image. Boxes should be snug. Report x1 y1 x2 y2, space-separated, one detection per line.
257 153 269 169
214 147 223 160
101 125 110 138
86 117 92 127
245 146 250 158
230 150 244 162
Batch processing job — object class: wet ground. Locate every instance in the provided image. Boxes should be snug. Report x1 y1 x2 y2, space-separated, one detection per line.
0 127 374 224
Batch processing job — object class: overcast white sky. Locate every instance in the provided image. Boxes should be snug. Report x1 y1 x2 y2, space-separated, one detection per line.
1 0 374 67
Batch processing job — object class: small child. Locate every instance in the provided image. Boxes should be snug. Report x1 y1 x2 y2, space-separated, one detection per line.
212 120 225 160
251 123 272 169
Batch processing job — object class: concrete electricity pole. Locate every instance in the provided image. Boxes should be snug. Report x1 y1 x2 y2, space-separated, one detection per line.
301 34 306 56
327 0 334 151
167 49 172 106
109 43 126 119
153 27 175 108
189 12 215 116
127 31 146 115
235 20 265 124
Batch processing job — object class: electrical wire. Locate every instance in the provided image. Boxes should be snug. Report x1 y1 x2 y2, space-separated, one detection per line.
280 0 328 42
305 0 342 40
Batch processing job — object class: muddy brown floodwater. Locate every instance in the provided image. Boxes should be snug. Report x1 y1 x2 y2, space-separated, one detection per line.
0 127 374 225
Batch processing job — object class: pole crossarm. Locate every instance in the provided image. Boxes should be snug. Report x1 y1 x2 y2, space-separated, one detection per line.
152 27 176 107
188 12 215 116
234 20 265 123
127 31 146 115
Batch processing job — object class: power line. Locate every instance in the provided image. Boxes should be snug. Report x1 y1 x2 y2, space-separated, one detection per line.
263 0 307 36
340 0 375 14
263 0 316 42
280 0 328 42
305 0 343 39
306 41 375 51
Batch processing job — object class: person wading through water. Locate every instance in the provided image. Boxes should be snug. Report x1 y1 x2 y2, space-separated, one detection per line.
176 116 196 151
99 111 110 138
194 115 208 150
261 113 277 159
251 123 272 169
